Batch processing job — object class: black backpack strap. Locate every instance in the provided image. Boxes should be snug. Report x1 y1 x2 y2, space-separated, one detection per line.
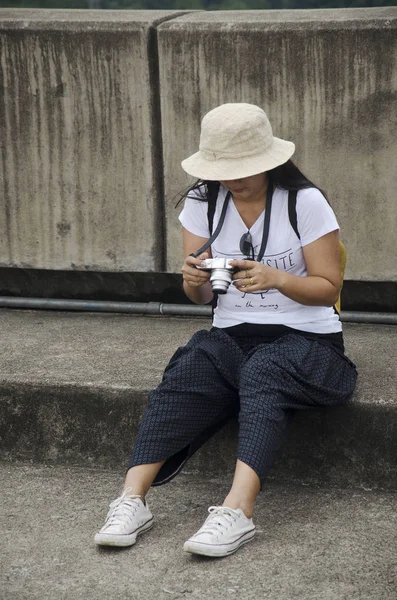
256 184 274 263
288 189 300 240
191 188 230 258
207 182 220 314
207 182 220 235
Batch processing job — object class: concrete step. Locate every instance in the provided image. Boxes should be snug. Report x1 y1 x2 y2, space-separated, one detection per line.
1 461 397 600
0 309 396 490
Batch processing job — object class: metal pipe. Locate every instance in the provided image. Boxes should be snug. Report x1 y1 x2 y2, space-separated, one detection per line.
0 296 396 324
0 296 211 317
339 311 397 325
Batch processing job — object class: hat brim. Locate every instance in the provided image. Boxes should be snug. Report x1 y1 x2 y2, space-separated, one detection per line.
181 137 295 181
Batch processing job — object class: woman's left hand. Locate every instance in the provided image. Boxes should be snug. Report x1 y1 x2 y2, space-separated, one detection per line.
230 259 283 292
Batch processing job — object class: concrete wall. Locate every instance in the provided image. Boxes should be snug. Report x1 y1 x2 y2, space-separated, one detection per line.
0 9 187 272
0 8 396 281
159 8 397 279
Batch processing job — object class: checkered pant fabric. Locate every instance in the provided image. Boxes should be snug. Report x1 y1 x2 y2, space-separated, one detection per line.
128 328 357 485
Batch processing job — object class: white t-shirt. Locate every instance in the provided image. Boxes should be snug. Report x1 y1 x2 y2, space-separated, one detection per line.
179 185 341 334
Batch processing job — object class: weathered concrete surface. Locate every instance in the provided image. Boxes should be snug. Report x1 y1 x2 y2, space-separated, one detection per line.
1 8 396 283
0 9 190 272
1 462 397 600
0 309 396 490
159 8 397 279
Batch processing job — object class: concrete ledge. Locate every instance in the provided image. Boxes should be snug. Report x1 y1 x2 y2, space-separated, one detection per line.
159 8 396 29
0 8 192 31
1 382 397 492
0 309 396 490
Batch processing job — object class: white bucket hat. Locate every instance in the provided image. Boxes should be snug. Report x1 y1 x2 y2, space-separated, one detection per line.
181 103 295 181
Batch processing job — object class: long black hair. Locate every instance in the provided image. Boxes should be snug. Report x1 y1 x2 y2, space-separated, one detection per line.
176 159 327 206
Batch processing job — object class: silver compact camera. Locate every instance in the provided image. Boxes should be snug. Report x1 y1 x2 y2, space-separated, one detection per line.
196 258 237 294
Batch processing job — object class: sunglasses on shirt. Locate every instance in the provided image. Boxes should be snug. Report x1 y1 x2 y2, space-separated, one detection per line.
239 232 255 260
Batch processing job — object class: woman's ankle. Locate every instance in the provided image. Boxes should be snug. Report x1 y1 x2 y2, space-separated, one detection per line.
122 486 146 500
222 495 255 519
122 461 165 499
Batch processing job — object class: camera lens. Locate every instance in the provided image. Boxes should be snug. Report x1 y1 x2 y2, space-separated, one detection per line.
210 268 233 294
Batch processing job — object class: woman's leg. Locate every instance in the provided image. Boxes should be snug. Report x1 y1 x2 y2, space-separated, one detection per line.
96 329 242 548
184 336 356 558
128 329 242 484
123 461 166 499
183 459 258 558
222 459 261 518
94 464 161 548
237 334 357 486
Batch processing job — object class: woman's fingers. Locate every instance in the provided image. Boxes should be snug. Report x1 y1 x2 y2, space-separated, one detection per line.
230 260 275 291
182 253 211 287
232 263 256 289
232 260 256 284
230 258 254 271
233 274 257 290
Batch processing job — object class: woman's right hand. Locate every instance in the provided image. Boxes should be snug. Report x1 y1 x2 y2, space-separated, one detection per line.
181 252 211 288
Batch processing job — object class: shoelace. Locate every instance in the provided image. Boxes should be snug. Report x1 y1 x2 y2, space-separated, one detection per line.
104 490 142 528
195 506 239 537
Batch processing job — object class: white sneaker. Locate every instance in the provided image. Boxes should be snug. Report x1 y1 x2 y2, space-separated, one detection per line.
95 488 153 547
183 506 255 557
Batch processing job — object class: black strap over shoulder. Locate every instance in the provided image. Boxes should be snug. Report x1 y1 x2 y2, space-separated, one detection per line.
195 187 299 259
207 181 220 235
205 182 220 314
190 190 231 258
288 189 300 240
193 184 276 260
255 183 274 263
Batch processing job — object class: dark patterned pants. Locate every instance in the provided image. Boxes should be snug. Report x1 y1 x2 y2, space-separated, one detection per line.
128 328 357 486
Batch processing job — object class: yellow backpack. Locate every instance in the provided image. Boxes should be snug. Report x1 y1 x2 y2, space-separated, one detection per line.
335 241 346 314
